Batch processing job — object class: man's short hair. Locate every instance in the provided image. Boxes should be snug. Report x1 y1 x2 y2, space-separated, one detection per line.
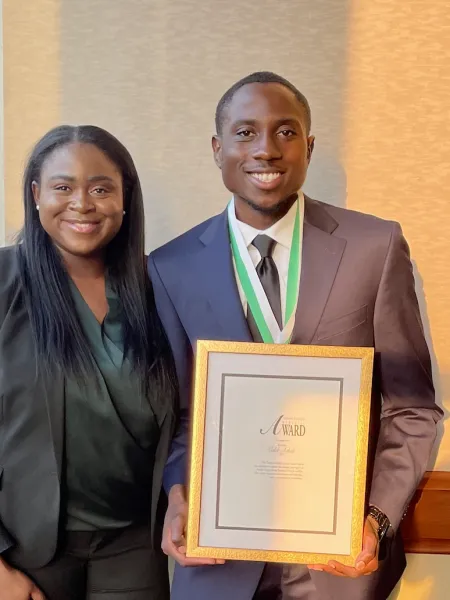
215 71 312 135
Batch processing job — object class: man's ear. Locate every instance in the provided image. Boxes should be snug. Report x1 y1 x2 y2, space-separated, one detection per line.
212 135 223 169
307 136 315 163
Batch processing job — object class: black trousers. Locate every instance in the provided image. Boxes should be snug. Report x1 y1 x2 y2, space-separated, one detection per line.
23 526 169 600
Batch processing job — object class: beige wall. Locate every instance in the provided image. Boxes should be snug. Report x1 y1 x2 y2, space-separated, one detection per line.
3 0 60 237
2 1 450 597
390 554 450 600
343 0 450 471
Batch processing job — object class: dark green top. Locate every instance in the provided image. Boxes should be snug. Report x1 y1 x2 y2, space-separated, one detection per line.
65 280 159 531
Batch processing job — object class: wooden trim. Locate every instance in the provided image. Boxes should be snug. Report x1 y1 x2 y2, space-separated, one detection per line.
401 471 450 554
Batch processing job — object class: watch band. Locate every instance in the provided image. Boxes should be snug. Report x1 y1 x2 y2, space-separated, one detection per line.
368 505 390 541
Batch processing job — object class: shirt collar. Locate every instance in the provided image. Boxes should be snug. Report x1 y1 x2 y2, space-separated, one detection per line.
231 194 301 251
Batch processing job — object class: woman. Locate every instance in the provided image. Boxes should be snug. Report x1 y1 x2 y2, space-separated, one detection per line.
0 125 178 600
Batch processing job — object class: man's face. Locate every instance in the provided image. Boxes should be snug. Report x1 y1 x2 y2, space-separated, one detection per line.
212 82 314 215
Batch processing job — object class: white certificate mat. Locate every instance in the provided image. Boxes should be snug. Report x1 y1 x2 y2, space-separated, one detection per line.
187 341 373 565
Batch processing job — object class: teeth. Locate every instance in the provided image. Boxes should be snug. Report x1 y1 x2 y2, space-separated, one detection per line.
251 172 281 183
68 222 97 232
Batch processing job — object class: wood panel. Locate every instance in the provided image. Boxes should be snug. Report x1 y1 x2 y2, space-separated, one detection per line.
401 471 450 554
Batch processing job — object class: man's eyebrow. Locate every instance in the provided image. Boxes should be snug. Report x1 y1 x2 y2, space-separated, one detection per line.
230 117 302 128
274 117 302 126
231 119 258 128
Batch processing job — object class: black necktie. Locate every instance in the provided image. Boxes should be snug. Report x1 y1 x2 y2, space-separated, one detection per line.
247 234 282 342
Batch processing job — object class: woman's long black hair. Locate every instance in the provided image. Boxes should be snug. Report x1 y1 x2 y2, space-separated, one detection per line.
17 125 177 412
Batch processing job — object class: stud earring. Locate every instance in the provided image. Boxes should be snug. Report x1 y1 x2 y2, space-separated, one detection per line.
123 210 126 215
36 205 40 211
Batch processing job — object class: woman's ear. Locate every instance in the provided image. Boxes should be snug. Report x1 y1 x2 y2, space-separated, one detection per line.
32 181 40 207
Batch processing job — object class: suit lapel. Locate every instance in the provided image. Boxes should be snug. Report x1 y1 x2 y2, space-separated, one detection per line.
39 368 65 482
10 282 65 482
195 211 252 342
291 199 346 344
192 199 345 346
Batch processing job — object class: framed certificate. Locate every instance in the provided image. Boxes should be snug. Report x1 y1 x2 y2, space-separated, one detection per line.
186 341 374 565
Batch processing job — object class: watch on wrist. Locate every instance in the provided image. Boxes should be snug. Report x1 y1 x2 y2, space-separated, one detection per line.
367 505 390 542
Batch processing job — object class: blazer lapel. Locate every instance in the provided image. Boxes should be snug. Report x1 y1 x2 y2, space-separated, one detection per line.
41 369 65 482
192 200 345 346
195 211 251 342
292 198 346 344
8 280 65 483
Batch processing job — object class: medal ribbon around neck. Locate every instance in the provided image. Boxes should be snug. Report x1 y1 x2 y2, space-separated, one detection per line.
228 194 304 344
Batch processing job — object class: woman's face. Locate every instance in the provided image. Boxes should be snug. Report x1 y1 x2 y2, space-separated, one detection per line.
32 142 125 260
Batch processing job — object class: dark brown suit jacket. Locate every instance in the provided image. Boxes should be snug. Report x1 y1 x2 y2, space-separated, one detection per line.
149 197 443 600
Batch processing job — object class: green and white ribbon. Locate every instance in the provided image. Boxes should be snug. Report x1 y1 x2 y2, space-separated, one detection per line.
228 194 304 344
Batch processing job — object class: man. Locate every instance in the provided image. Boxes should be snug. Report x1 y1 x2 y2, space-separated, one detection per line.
148 71 442 599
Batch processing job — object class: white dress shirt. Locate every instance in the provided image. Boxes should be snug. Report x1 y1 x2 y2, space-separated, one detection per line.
229 198 299 326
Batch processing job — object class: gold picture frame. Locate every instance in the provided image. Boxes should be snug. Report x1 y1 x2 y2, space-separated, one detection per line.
186 340 374 565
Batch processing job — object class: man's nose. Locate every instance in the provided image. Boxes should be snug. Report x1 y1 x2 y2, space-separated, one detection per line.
251 132 282 161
